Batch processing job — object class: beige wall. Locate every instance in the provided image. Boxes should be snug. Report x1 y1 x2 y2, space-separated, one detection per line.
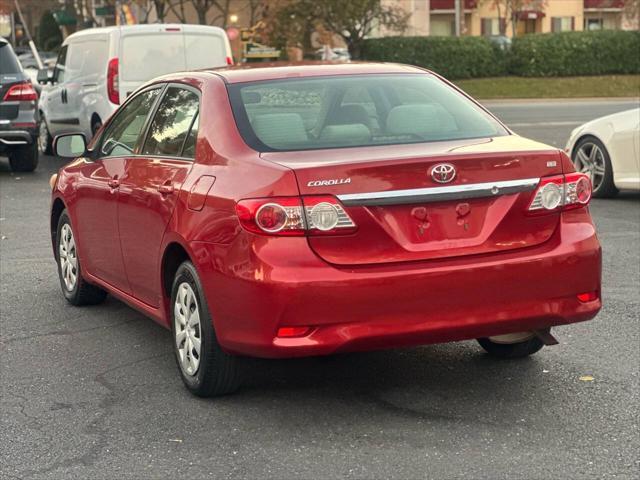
387 0 631 38
542 0 584 32
466 0 584 37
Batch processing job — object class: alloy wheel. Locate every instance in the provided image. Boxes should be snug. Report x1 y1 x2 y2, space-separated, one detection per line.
58 224 78 291
574 142 606 192
174 282 202 377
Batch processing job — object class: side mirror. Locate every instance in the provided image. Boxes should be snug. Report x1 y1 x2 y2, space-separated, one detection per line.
37 68 52 85
54 134 87 158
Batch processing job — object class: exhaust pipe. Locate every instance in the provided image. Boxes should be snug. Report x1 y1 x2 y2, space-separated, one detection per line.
534 328 559 346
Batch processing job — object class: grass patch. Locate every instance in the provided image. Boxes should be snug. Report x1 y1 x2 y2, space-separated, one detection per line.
455 75 640 99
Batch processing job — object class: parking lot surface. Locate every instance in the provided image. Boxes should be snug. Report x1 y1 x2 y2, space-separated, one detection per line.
1 99 639 479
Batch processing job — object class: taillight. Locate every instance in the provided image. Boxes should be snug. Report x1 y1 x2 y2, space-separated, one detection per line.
236 196 357 236
226 56 234 66
107 58 119 105
563 173 592 210
3 82 37 101
528 173 592 213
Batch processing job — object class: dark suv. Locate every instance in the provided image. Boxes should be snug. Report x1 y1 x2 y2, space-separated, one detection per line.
0 38 38 172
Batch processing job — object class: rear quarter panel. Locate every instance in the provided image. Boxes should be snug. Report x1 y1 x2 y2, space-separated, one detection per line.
158 75 300 326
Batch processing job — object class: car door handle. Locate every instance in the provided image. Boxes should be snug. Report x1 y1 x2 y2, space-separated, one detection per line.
157 183 174 195
108 177 120 189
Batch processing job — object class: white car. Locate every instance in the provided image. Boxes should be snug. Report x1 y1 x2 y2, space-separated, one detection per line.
37 24 232 154
565 108 640 197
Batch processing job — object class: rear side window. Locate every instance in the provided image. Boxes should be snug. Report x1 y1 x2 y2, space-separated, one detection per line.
142 87 199 158
101 88 161 156
228 74 508 152
0 43 21 74
70 40 108 78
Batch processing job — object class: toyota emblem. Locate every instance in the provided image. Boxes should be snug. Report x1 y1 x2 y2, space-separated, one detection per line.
430 163 456 184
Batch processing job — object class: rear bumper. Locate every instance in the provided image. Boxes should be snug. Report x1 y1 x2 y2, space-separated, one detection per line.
192 208 601 358
0 129 37 148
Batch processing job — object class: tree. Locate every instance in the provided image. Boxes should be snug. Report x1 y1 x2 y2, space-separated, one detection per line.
135 0 169 23
266 0 315 54
269 0 408 59
168 0 189 23
481 0 546 36
622 0 639 26
186 0 233 26
317 0 408 58
245 0 264 27
37 10 62 51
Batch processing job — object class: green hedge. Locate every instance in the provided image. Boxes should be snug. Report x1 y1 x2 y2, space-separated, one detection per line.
361 36 507 79
361 31 640 79
510 30 640 77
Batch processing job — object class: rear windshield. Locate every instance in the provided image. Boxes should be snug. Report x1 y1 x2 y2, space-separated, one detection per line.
228 74 509 152
121 33 226 81
0 43 22 74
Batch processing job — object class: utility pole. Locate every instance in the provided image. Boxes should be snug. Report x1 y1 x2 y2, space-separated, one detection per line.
13 0 43 69
454 0 461 36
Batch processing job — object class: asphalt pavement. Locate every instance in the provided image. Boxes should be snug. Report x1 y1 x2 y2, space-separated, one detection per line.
1 99 639 480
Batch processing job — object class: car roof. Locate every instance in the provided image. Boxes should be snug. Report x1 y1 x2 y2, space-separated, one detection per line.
206 62 429 84
64 24 227 42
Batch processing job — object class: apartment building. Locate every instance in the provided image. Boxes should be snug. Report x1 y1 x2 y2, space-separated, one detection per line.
392 0 638 38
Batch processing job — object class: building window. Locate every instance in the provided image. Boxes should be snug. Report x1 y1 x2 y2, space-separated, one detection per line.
431 15 455 36
481 18 502 36
585 18 603 30
551 17 575 32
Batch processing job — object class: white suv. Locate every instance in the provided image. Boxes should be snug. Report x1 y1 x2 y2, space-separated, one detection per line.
37 24 232 153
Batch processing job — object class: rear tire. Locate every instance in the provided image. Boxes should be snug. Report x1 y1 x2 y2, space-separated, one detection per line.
56 210 107 306
91 116 102 138
171 261 242 397
8 142 39 172
477 333 544 359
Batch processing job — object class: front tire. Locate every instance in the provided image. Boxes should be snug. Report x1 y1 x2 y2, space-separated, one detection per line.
572 136 617 198
477 332 544 359
8 142 38 172
56 210 107 306
171 261 241 397
38 115 53 155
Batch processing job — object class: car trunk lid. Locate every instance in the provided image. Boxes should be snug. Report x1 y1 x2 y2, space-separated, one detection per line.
261 135 563 266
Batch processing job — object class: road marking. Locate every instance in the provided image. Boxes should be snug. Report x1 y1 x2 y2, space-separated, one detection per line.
508 121 584 127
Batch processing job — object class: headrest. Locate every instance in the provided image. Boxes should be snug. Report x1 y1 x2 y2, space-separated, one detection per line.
387 104 456 137
251 113 308 148
320 124 371 144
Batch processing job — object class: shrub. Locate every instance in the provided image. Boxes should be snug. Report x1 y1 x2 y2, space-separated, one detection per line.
361 31 640 79
510 30 640 77
361 36 508 79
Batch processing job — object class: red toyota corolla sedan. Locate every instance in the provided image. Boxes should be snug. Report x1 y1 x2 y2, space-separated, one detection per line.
50 63 601 397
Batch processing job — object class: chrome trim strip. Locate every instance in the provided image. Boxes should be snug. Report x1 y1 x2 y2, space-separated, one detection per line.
337 178 540 206
0 138 28 145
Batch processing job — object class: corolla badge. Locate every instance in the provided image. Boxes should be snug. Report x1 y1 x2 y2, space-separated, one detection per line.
307 178 351 187
430 163 456 184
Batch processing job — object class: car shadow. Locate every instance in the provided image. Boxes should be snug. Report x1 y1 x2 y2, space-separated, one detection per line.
220 339 550 426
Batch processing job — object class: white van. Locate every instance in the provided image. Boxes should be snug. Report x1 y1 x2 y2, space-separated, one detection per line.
37 24 231 153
